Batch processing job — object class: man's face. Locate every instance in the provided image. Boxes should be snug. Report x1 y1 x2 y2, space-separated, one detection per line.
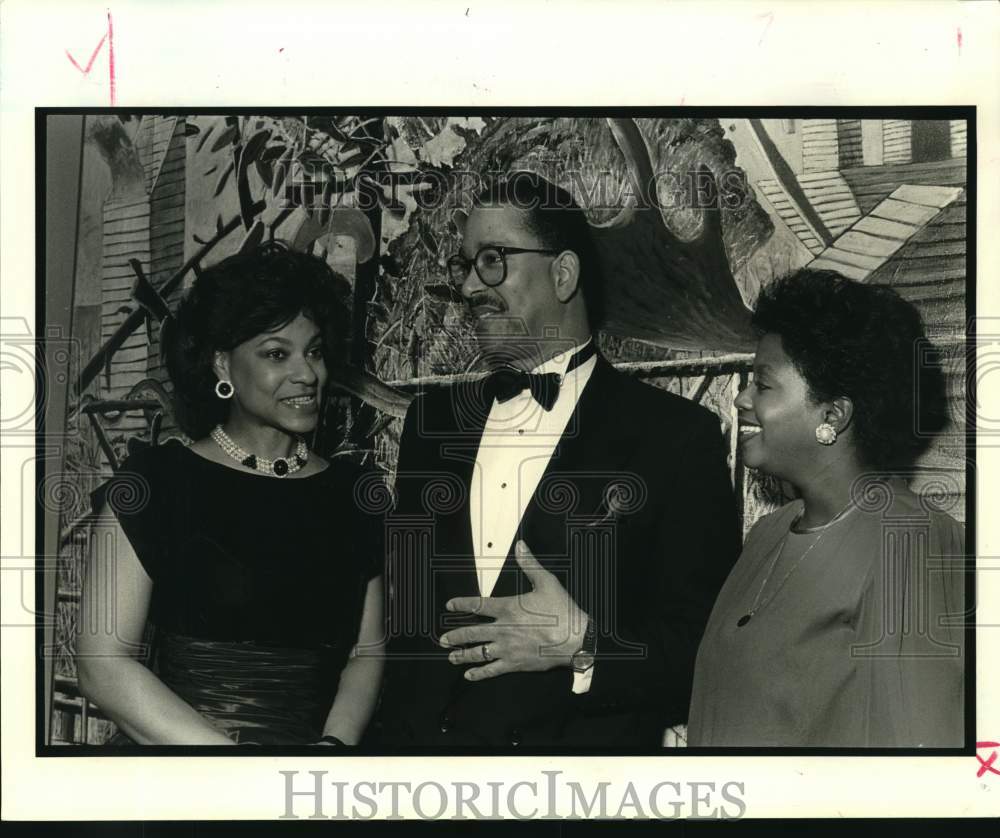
457 204 563 366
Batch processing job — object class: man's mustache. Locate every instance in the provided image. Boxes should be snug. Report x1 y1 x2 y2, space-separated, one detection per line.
466 292 507 312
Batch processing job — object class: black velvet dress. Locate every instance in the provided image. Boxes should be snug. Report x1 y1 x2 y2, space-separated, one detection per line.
91 439 384 745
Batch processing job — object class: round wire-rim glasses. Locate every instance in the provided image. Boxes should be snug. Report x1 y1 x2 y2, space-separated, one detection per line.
446 245 561 287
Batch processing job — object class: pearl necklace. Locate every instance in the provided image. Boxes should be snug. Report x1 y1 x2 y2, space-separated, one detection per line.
736 501 856 628
210 425 309 478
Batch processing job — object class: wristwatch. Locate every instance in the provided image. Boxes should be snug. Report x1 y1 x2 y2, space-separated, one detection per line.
571 615 597 673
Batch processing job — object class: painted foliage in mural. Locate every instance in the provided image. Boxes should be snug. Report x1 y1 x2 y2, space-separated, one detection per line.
50 114 967 743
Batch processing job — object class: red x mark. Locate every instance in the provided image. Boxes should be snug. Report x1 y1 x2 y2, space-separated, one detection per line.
64 11 116 105
975 741 1000 778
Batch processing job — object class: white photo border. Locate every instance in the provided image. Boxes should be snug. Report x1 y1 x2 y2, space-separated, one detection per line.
2 0 998 821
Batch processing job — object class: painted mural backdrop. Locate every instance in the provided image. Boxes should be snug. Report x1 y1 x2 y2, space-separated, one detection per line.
51 115 967 743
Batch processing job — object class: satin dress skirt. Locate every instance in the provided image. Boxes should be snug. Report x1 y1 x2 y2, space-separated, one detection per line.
149 632 339 745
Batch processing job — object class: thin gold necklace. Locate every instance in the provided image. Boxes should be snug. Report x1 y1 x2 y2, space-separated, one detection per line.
736 501 855 628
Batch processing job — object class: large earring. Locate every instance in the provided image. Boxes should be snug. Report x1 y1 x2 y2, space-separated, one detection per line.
815 422 837 445
215 379 234 399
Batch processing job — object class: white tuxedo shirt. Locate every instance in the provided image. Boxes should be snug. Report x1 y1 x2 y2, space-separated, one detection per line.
469 340 597 693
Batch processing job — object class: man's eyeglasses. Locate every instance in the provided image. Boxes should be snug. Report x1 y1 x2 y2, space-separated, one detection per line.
446 245 560 288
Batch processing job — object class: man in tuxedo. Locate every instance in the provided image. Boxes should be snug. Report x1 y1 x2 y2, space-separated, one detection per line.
377 172 739 749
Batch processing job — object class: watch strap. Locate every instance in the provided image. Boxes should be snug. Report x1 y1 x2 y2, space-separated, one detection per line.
580 614 597 655
572 614 597 672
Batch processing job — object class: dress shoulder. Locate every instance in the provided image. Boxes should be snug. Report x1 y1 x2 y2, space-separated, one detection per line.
89 440 179 515
89 439 186 580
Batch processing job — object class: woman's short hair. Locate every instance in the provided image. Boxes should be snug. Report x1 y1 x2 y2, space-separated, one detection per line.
163 241 351 439
752 269 948 471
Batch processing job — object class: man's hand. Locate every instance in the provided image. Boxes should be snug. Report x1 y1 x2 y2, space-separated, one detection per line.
440 541 588 682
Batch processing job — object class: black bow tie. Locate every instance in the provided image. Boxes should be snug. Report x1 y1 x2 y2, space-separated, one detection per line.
488 368 561 410
485 342 596 412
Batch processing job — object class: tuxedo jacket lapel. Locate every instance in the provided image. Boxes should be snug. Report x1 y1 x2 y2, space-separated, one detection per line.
490 357 640 598
413 382 491 610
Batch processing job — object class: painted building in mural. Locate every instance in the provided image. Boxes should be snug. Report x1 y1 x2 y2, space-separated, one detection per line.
52 115 969 743
727 117 967 520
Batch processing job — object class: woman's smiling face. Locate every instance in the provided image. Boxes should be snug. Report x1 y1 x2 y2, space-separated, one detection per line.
217 311 328 437
734 333 830 484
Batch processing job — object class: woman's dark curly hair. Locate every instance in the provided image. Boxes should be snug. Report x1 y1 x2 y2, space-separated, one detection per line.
752 269 948 471
163 241 352 439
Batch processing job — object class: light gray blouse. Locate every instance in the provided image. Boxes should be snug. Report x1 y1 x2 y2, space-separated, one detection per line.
688 485 965 747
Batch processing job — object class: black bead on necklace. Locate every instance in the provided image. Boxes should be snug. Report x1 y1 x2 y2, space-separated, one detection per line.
210 425 309 478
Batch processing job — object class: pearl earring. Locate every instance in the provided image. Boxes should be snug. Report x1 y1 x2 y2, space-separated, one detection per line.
815 422 837 445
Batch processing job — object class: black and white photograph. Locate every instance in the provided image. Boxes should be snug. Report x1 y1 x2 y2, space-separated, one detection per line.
3 0 998 826
37 109 972 753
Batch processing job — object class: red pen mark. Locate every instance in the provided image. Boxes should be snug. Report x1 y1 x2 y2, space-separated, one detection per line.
975 742 1000 778
957 27 962 54
107 11 116 106
65 10 116 105
65 35 106 75
757 12 774 47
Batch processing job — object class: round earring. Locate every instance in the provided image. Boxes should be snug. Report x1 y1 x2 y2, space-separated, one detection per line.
215 379 234 399
815 422 837 445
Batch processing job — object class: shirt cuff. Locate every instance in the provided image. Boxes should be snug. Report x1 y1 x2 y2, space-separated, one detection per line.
571 665 594 694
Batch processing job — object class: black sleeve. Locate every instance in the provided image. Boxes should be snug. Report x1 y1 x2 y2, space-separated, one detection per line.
579 406 741 725
390 394 423 514
382 396 425 640
350 461 390 582
89 443 164 581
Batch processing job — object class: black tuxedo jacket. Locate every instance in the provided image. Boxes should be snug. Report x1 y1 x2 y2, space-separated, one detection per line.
376 356 739 749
